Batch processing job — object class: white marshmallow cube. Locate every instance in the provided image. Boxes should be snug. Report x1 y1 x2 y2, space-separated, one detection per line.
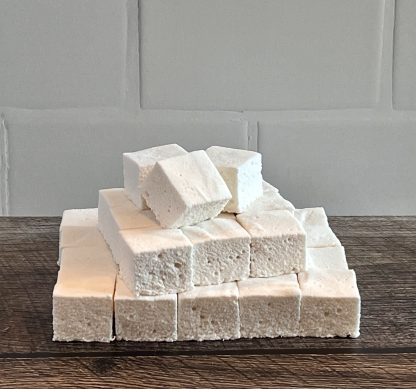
237 210 306 277
238 274 301 338
295 207 341 248
59 208 107 265
53 245 117 342
98 188 159 261
298 270 361 338
306 246 348 271
206 146 263 213
178 282 240 341
243 181 295 215
143 150 232 228
123 144 187 209
115 277 177 342
118 228 193 296
182 217 250 286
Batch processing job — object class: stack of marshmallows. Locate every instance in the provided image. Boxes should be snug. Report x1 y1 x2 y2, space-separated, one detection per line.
53 145 361 342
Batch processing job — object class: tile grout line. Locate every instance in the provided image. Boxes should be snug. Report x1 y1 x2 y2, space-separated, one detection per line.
137 0 143 111
0 113 10 216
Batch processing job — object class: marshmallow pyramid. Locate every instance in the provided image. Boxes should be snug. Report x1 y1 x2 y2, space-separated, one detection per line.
53 144 361 342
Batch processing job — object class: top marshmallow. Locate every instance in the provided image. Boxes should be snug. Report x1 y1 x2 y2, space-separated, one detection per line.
123 144 187 209
143 150 232 228
206 146 263 213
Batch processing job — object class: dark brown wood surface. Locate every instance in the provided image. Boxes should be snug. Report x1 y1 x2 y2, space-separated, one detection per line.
0 216 415 388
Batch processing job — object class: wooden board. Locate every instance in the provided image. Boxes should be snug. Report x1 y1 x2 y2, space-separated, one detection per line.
0 217 415 387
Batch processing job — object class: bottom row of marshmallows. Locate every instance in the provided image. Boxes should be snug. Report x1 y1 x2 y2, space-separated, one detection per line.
53 244 360 342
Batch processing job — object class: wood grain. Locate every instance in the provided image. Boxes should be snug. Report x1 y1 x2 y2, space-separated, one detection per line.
0 216 415 387
0 354 415 388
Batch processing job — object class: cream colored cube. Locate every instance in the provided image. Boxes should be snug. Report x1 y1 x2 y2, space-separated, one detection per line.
143 150 232 228
118 228 193 296
98 188 159 262
237 210 306 277
298 270 361 338
114 278 177 342
123 144 187 209
182 217 250 286
295 207 341 248
58 208 107 265
306 246 348 271
178 282 240 341
238 274 300 338
206 146 263 213
53 245 117 342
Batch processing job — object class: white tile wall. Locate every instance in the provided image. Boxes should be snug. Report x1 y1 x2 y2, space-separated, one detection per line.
6 110 247 215
0 0 128 109
140 0 385 111
259 118 416 215
393 0 416 109
0 0 415 215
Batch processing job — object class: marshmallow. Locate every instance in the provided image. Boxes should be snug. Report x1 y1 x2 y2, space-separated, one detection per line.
53 245 117 342
238 274 300 338
118 228 193 296
114 277 177 341
123 144 187 209
298 270 361 338
236 210 306 277
295 207 341 248
182 218 250 286
98 188 159 262
143 150 232 228
178 282 240 341
206 146 263 213
294 207 328 225
243 181 295 215
306 246 348 271
58 208 107 265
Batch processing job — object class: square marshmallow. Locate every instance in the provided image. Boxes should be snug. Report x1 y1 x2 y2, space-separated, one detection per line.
298 270 361 338
182 217 250 286
98 188 159 262
59 208 107 265
243 181 295 215
118 228 193 296
237 210 306 277
53 245 117 342
295 207 341 248
306 246 348 271
178 282 240 341
206 146 263 213
114 277 177 342
123 144 187 209
143 150 232 228
238 274 300 338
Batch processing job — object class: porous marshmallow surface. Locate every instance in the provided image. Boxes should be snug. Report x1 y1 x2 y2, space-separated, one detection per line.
182 217 250 286
114 277 177 342
298 270 361 338
238 274 300 338
237 210 306 277
178 282 240 341
143 150 231 228
117 227 193 296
